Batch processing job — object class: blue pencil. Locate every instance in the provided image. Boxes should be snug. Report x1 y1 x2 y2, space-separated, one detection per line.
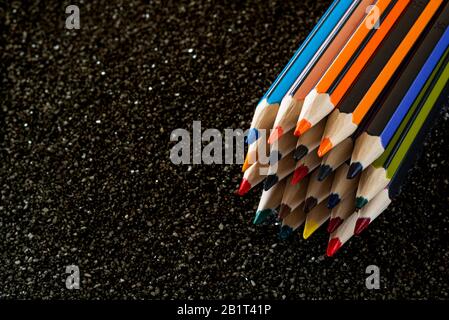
348 8 449 177
245 0 356 146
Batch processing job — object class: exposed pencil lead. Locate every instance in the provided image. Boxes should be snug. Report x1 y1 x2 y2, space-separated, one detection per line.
355 196 369 210
347 162 363 179
327 217 343 233
317 165 333 181
242 155 251 172
268 126 284 145
303 219 319 239
263 174 279 191
304 197 318 213
295 119 312 136
253 209 273 225
237 178 251 196
327 193 341 209
293 145 309 161
354 218 371 235
327 238 342 257
291 166 309 185
318 137 333 157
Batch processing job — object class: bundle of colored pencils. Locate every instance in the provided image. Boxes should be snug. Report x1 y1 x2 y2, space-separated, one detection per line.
239 0 449 256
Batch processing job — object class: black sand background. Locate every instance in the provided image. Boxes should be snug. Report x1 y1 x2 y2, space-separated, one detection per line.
1 0 448 299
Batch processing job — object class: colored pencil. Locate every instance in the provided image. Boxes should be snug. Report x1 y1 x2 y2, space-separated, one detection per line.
318 0 443 157
264 152 296 191
327 191 357 233
268 0 371 144
291 148 321 185
246 0 356 146
253 179 287 225
243 132 269 172
293 118 326 161
349 19 449 177
354 130 422 235
326 209 358 257
269 130 298 165
303 169 334 213
237 161 268 196
327 162 360 209
279 206 307 240
356 54 449 209
279 175 309 219
317 137 353 181
303 201 331 239
296 0 410 136
354 188 391 236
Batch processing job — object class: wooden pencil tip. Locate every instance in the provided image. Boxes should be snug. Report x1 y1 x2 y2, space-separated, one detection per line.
294 119 311 136
237 178 251 196
318 137 333 157
354 218 371 235
326 238 342 257
268 126 283 144
242 155 251 172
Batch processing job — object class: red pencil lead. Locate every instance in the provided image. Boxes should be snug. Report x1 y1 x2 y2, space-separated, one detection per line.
327 217 343 233
237 179 251 196
326 238 342 257
354 218 371 235
291 165 309 185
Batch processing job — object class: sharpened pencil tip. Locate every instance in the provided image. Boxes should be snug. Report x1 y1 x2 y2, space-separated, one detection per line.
327 217 343 233
246 128 259 145
327 238 342 257
295 119 312 136
278 204 291 220
347 162 363 179
293 145 308 161
327 193 341 209
264 174 279 191
318 137 333 157
237 178 252 196
279 225 293 240
355 197 368 210
303 197 317 213
268 126 284 144
291 165 309 185
354 218 371 235
242 155 251 172
303 219 319 239
253 209 272 225
317 165 332 181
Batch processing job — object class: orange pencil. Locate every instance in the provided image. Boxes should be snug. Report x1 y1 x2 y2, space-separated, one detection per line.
295 0 410 136
267 0 374 144
318 0 442 157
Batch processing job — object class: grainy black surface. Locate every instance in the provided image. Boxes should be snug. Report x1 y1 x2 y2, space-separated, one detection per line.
1 0 449 299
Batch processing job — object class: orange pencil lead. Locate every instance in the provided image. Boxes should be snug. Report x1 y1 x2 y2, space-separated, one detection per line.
318 137 333 157
242 155 251 172
268 126 284 144
294 119 312 137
